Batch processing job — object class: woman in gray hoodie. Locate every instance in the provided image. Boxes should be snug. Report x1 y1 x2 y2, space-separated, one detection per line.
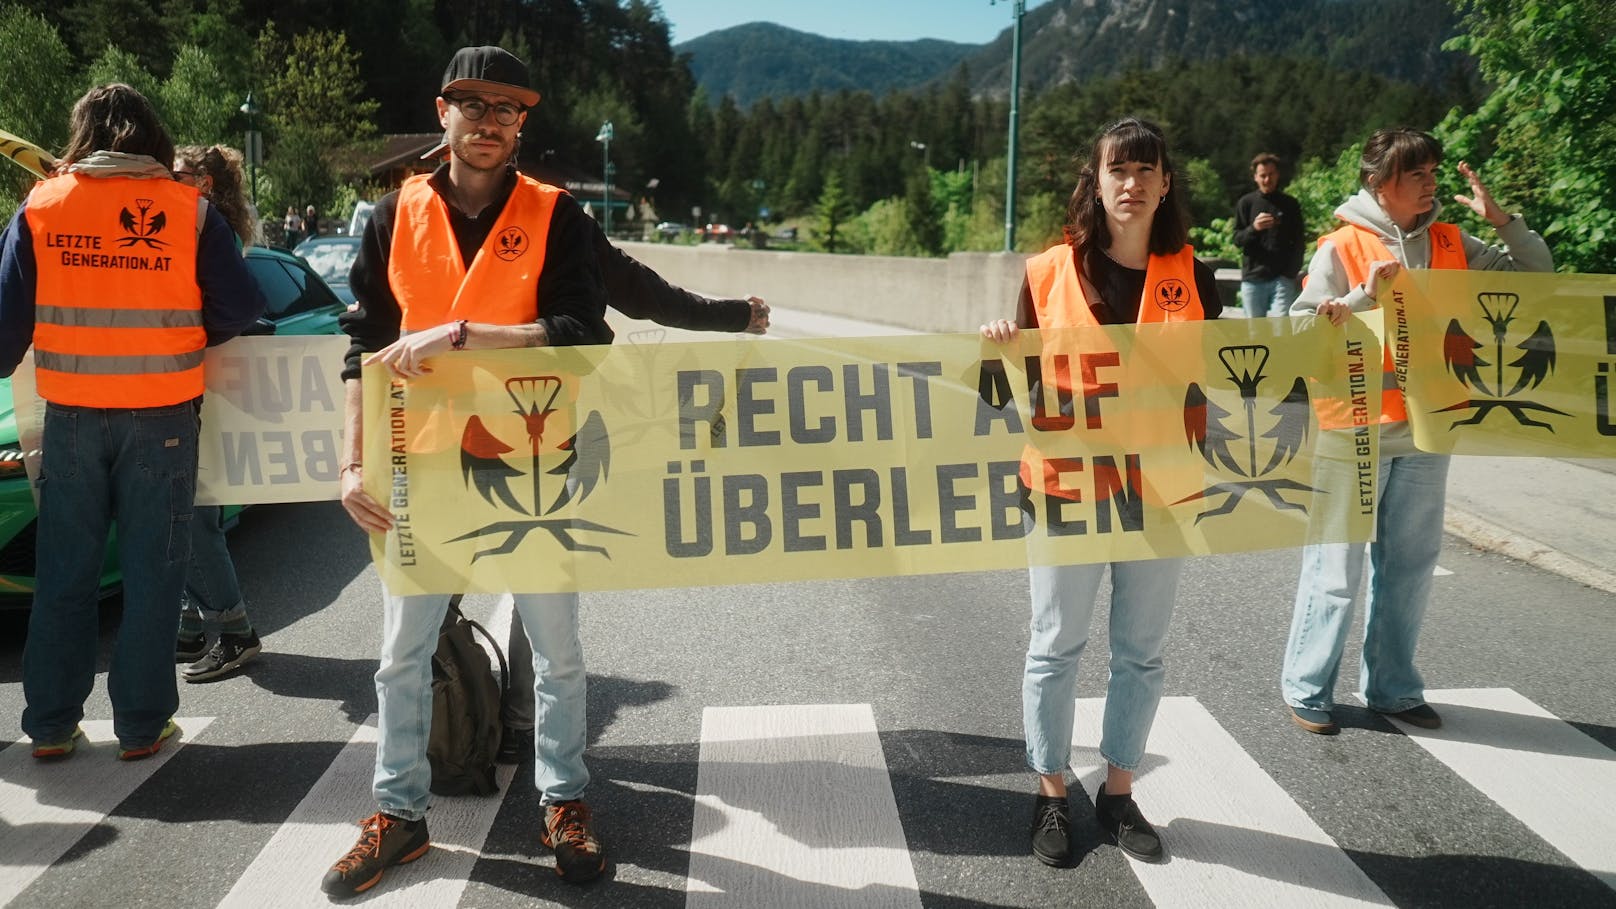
1280 127 1552 736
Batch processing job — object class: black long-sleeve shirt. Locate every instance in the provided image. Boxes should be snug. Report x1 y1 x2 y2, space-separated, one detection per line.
1232 189 1306 282
598 237 751 332
341 164 612 380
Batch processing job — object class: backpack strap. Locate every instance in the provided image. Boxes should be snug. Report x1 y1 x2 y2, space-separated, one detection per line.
443 596 511 701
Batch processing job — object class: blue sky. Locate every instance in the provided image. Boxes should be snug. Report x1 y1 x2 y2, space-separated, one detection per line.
655 0 1054 45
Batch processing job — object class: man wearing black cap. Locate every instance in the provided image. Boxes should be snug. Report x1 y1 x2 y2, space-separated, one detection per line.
324 45 612 898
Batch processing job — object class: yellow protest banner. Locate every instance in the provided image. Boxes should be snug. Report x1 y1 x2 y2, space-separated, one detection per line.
1394 271 1616 457
363 314 1384 595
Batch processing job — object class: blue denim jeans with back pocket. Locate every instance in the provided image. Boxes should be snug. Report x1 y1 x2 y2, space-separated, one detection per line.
22 401 199 748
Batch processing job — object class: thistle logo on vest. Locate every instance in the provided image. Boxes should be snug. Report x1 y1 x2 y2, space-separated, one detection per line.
1175 344 1316 520
493 226 529 261
446 374 625 560
117 198 169 250
1435 292 1567 430
1153 277 1190 312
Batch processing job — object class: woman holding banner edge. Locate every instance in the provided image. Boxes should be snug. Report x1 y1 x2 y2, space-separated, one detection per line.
170 145 265 683
1281 127 1552 736
981 118 1220 867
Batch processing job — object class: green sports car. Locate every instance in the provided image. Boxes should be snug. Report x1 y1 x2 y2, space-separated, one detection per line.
0 245 349 607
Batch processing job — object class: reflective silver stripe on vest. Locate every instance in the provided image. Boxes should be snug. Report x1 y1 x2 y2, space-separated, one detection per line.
36 305 205 329
34 350 205 375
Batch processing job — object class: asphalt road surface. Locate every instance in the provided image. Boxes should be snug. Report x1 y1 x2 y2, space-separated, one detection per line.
3 493 1613 909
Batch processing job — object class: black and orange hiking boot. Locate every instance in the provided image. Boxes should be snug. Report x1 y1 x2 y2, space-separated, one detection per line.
320 812 430 899
542 799 606 883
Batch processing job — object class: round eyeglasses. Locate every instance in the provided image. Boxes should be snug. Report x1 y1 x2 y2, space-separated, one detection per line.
446 95 525 126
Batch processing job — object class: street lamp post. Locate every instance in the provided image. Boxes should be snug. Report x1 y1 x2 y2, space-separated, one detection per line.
993 0 1025 251
240 92 260 209
595 120 614 236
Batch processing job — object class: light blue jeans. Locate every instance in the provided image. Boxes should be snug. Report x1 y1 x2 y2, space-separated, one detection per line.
1240 276 1297 318
1022 514 1183 773
1282 447 1450 713
373 589 587 819
23 401 198 748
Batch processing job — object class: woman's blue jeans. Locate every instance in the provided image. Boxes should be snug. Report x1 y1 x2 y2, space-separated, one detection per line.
22 401 198 748
1282 447 1451 713
1022 512 1183 774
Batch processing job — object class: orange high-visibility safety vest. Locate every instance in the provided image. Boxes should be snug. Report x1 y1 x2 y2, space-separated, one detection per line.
1317 221 1466 427
388 173 564 330
1019 243 1203 500
24 174 204 407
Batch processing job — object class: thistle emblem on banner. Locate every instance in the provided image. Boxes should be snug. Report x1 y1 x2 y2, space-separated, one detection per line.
1175 345 1317 520
1436 292 1567 430
447 374 627 559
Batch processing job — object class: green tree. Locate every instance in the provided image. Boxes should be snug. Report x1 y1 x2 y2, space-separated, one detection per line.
1438 0 1616 272
160 45 234 145
812 170 853 253
254 27 380 218
85 45 161 103
903 168 941 255
0 8 78 211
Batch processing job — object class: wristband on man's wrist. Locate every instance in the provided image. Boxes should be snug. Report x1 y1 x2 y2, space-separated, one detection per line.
339 462 363 477
449 319 469 350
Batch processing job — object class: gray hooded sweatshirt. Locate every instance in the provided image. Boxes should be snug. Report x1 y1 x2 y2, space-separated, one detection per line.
1291 189 1553 452
1291 188 1553 315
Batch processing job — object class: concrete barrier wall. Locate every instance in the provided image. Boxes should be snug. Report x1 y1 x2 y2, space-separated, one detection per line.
616 241 1244 331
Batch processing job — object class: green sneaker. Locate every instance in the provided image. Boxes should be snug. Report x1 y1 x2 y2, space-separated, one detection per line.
118 719 179 761
32 726 85 761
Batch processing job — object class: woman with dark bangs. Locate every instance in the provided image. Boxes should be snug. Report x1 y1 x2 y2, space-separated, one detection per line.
1281 128 1551 737
981 118 1220 867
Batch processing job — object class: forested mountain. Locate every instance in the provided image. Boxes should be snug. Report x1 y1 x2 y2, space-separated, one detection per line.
675 23 975 108
675 0 1467 104
966 0 1467 96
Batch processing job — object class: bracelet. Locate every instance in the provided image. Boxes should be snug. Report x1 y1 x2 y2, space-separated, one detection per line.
450 319 469 350
339 462 363 477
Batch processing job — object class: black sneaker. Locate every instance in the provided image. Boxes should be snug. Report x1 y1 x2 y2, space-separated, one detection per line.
176 633 208 664
1030 794 1072 866
1095 784 1164 862
183 630 261 683
321 812 430 899
496 726 534 764
1378 703 1442 729
543 799 606 883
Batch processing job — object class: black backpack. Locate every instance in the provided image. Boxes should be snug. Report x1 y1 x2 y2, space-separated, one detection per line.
428 596 508 796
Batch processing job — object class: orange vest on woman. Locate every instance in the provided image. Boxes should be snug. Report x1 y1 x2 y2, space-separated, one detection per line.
1019 243 1203 499
1317 221 1466 427
387 173 563 330
24 174 205 407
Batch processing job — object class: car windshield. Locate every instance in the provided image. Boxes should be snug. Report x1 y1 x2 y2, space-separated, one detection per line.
299 243 358 285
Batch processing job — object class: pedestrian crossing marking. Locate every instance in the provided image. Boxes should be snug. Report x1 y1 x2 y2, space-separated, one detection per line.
1379 688 1616 891
686 704 922 909
1072 697 1392 908
219 716 516 907
0 716 213 904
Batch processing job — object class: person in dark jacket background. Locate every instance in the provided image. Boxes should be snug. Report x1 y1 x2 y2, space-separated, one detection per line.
1231 152 1305 317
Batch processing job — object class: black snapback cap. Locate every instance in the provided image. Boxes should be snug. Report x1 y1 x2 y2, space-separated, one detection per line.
441 46 540 108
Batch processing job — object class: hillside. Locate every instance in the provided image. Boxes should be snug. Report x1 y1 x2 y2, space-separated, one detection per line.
966 0 1466 96
675 23 977 107
677 0 1468 104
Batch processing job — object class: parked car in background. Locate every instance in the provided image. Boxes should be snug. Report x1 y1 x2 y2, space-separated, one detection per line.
292 236 362 307
0 246 349 608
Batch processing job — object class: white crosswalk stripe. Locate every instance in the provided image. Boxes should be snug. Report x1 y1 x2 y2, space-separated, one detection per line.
1072 697 1392 908
686 704 922 909
0 716 212 901
219 717 516 908
1376 688 1616 892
